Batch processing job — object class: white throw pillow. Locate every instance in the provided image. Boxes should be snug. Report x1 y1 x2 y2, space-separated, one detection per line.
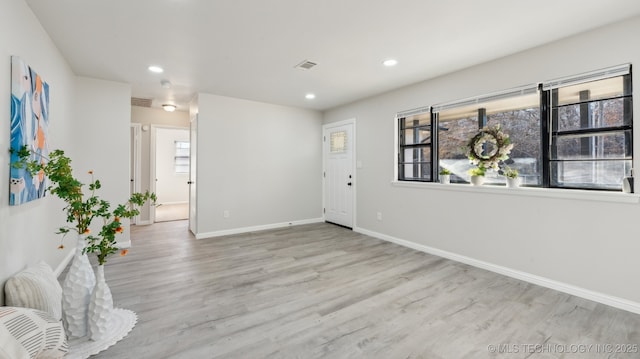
4 262 63 321
0 306 68 359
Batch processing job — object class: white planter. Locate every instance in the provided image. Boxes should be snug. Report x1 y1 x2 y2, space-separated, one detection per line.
506 177 520 188
470 175 485 186
88 265 114 341
62 235 96 338
439 174 450 184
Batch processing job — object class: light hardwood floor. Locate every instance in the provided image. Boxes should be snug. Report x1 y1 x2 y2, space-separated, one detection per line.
91 221 640 358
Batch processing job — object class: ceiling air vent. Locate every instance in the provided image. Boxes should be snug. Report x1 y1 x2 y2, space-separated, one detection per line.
131 97 153 108
295 60 317 70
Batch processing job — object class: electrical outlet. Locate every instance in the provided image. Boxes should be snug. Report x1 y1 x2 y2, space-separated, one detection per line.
376 212 382 221
223 210 230 218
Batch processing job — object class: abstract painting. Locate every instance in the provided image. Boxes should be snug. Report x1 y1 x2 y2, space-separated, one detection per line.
10 56 50 205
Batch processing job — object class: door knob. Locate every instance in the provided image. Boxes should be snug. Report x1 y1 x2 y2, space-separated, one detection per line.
347 182 352 186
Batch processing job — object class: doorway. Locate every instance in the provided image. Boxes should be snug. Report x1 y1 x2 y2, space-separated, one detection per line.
150 126 190 222
130 124 141 225
188 115 197 235
323 119 356 228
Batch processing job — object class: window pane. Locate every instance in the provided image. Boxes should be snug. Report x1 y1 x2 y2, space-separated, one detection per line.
330 130 347 153
439 158 506 184
400 146 431 181
551 73 632 191
175 157 190 165
487 108 541 186
398 112 432 181
175 165 189 174
438 92 539 120
402 147 430 163
400 114 430 129
175 141 190 155
555 76 629 106
437 91 542 186
402 162 431 181
552 131 630 160
555 98 631 132
551 160 631 190
175 141 190 174
438 116 477 158
438 115 477 182
403 127 430 145
175 148 189 157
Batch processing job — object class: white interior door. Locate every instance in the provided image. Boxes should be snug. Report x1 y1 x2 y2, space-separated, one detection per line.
130 124 141 225
324 121 355 228
189 115 198 235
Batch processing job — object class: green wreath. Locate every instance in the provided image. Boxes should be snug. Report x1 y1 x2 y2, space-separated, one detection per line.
466 125 513 170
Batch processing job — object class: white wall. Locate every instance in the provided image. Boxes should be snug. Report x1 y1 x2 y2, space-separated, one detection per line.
74 77 132 246
324 16 640 310
0 1 134 305
131 106 189 222
155 127 189 204
195 94 323 237
0 0 77 304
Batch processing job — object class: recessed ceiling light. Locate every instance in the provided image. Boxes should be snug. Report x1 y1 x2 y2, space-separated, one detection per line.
162 104 177 112
383 59 398 67
148 65 164 73
305 93 316 100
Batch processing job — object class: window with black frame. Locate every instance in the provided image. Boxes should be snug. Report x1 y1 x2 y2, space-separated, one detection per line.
395 64 632 192
434 86 541 185
398 108 432 181
546 66 632 190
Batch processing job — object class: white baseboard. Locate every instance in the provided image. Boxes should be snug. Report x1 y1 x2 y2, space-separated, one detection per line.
54 250 75 278
196 218 324 240
354 226 640 315
133 220 152 226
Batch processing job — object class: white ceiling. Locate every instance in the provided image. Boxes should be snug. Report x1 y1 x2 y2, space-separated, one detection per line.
24 0 640 112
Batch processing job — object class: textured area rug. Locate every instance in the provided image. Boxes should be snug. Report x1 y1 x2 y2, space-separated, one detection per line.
66 309 137 359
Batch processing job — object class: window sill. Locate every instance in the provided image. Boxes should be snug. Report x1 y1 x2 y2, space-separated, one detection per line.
390 181 640 204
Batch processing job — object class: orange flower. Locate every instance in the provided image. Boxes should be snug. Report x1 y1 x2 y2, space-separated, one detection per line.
83 228 91 234
58 244 64 250
120 249 128 256
115 226 123 233
114 216 120 223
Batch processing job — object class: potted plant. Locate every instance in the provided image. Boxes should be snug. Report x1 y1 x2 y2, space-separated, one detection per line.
11 146 155 339
468 166 486 186
439 168 451 184
12 146 155 262
503 166 520 188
